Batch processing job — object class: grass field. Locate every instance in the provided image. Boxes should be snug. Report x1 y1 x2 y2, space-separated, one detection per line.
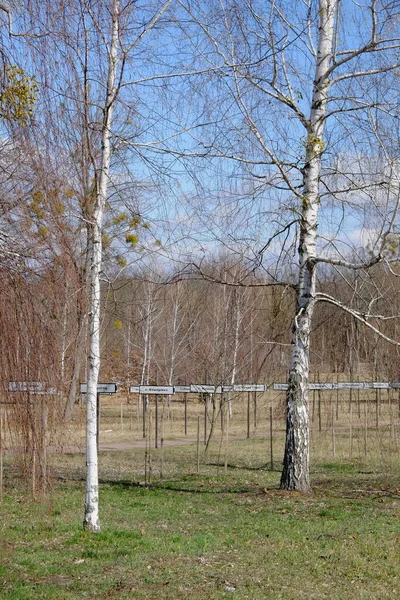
1 431 400 599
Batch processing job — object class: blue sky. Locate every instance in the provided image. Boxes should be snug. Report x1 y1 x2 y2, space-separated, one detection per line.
3 0 400 280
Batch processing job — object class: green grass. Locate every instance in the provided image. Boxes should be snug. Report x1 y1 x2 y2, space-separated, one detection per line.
1 441 400 599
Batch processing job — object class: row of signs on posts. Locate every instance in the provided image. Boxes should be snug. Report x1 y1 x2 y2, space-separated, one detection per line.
78 383 268 395
273 382 400 390
9 381 400 396
128 384 266 395
87 381 400 395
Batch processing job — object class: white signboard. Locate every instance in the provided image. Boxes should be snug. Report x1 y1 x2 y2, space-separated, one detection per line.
390 382 400 389
337 382 365 390
190 384 216 393
309 383 334 390
80 383 117 394
269 381 395 391
274 383 289 391
370 382 390 389
9 381 45 392
139 386 174 395
233 384 267 392
129 385 140 394
174 386 191 393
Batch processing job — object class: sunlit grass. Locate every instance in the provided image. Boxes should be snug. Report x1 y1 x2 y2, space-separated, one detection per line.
1 436 400 599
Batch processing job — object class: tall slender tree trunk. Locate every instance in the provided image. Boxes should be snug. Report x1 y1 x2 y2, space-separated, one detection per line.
280 0 336 492
229 288 243 419
84 0 120 532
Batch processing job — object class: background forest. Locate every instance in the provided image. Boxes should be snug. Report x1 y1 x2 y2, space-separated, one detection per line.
3 251 400 411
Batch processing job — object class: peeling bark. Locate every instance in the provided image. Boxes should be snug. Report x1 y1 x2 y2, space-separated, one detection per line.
280 0 337 492
83 0 120 532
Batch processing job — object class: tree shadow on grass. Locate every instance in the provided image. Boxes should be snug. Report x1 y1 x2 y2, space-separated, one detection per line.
98 477 274 495
205 461 280 472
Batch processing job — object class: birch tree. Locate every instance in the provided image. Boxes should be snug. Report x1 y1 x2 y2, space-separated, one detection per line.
173 0 400 491
83 0 173 531
82 0 119 532
21 0 174 529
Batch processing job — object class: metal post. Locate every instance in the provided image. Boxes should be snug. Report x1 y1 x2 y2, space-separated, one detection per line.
224 404 229 475
312 388 316 421
318 388 322 432
184 393 188 435
155 396 158 449
160 407 164 480
364 396 368 456
349 399 353 458
143 394 146 439
96 393 100 450
336 374 339 420
197 416 201 473
148 408 152 484
204 395 208 444
247 391 250 439
269 406 273 470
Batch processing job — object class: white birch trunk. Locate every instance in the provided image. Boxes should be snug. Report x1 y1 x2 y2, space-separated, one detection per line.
229 289 243 419
60 280 69 383
166 286 180 406
140 284 155 387
139 284 156 420
83 0 120 532
168 285 180 384
280 0 336 492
